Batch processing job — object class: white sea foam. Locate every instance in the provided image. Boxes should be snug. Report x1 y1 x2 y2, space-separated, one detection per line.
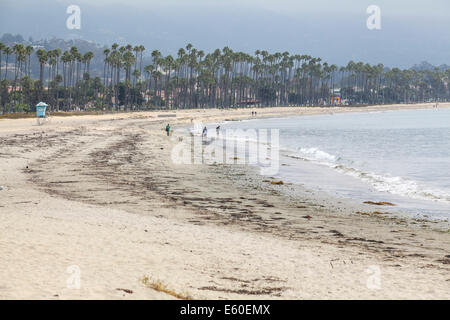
335 164 450 203
285 146 450 204
296 147 337 163
212 108 450 216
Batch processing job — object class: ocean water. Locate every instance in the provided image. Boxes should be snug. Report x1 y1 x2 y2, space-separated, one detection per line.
217 108 450 220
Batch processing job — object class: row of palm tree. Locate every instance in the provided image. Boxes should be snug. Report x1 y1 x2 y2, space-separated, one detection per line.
1 41 450 113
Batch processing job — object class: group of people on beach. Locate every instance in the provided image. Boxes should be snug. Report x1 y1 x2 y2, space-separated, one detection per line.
165 123 219 139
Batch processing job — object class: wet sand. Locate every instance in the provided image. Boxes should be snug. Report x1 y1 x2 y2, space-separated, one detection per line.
0 103 449 299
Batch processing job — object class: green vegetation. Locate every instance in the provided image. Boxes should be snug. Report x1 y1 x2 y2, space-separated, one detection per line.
1 40 450 113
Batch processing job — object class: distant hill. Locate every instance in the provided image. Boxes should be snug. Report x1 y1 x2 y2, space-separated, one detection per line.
1 33 109 80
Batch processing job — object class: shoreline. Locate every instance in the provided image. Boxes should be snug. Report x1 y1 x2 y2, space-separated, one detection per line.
194 104 449 227
1 101 449 120
2 101 450 128
0 102 449 299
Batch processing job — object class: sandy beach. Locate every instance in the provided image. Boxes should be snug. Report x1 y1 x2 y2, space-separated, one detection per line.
1 103 449 300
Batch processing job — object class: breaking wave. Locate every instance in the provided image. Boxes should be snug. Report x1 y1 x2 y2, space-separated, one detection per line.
284 146 450 204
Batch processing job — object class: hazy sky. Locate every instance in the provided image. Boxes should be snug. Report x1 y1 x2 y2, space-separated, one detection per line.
1 0 449 67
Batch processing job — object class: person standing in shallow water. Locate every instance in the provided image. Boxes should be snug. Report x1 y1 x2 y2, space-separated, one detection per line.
165 124 171 136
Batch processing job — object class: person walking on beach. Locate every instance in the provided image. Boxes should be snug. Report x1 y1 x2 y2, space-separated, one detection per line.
202 126 207 138
216 125 220 138
165 123 171 136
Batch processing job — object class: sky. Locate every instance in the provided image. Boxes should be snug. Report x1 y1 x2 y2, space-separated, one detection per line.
1 0 449 68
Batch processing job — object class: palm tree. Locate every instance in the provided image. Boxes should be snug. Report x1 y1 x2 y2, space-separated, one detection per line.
144 64 154 94
3 40 450 112
10 44 25 107
122 49 135 108
61 51 72 109
102 48 110 107
138 45 145 77
0 42 5 81
151 50 162 101
13 44 23 87
36 49 48 83
25 45 34 77
133 45 140 85
162 55 174 108
83 51 94 75
35 48 48 101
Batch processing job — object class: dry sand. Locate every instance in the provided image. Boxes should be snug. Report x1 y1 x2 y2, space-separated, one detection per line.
0 103 449 299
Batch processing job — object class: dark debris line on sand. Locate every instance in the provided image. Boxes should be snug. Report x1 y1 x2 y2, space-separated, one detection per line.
15 119 450 283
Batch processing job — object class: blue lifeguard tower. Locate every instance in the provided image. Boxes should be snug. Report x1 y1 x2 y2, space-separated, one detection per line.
35 102 48 125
